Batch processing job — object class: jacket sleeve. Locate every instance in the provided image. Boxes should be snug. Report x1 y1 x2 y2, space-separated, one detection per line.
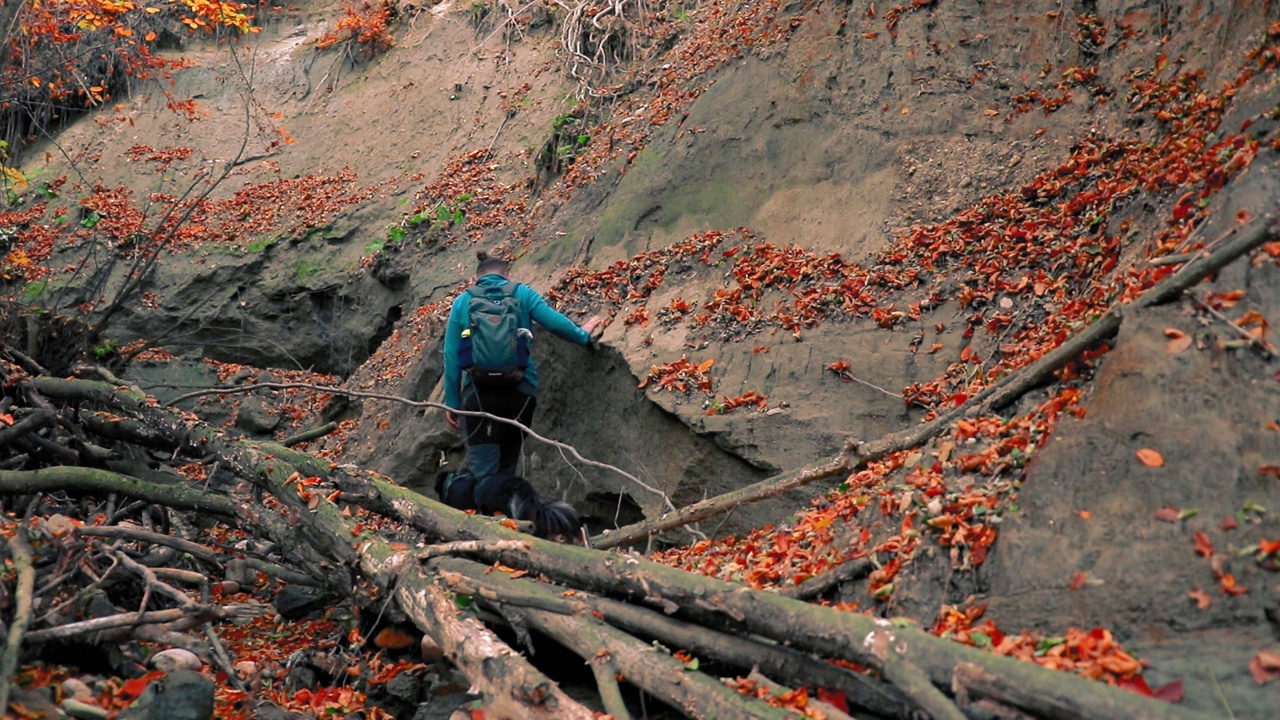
521 285 589 346
442 295 469 410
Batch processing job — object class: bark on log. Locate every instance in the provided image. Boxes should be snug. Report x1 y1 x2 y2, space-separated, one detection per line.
0 467 239 517
0 529 35 715
591 216 1280 548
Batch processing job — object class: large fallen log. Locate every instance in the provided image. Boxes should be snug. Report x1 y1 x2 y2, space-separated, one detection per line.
592 216 1280 549
353 474 1214 720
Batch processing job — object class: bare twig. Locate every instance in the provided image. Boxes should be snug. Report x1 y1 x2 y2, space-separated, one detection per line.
162 381 683 518
1191 293 1275 357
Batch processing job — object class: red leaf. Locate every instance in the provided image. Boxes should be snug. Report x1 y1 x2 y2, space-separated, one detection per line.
1220 515 1239 531
1193 531 1214 558
1154 506 1181 523
1118 674 1154 697
816 686 849 712
1069 571 1087 590
1153 679 1185 702
1188 587 1211 610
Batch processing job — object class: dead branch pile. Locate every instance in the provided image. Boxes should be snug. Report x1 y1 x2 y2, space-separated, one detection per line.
0 333 1222 720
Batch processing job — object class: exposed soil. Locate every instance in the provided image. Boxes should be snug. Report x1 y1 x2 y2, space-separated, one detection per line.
9 0 1280 716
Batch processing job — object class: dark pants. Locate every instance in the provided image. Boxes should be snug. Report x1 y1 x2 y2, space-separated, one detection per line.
461 387 536 479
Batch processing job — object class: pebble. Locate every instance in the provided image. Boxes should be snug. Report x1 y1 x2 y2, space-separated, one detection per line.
61 678 94 699
151 648 202 673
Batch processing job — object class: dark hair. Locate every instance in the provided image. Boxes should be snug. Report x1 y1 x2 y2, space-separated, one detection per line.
476 250 509 275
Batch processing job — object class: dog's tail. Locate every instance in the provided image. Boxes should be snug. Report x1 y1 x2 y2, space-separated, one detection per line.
481 473 582 539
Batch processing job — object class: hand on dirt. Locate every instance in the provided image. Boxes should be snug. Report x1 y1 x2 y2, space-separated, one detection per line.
581 315 605 342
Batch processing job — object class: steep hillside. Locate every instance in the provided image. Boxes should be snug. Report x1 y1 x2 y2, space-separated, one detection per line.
4 0 1280 716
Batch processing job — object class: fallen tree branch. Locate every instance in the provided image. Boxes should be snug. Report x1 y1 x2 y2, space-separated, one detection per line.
281 421 338 447
0 409 53 448
779 557 872 600
431 555 920 719
1191 293 1276 356
592 215 1280 547
0 528 35 715
354 476 1213 720
78 523 221 565
22 604 251 643
0 466 239 517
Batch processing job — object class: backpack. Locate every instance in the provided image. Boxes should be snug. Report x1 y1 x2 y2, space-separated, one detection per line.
459 282 531 387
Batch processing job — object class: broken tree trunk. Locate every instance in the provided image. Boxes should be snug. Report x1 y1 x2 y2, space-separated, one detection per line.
592 216 1280 548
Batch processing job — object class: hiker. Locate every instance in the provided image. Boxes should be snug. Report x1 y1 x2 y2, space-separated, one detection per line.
439 250 602 530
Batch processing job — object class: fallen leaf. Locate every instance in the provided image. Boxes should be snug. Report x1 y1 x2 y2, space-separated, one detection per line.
1167 334 1193 354
0 413 13 426
1153 679 1184 702
1069 571 1087 590
1078 510 1092 520
1221 515 1239 531
1219 573 1247 596
373 627 416 649
1136 448 1165 467
1249 650 1280 684
1163 328 1187 338
983 108 999 116
1194 531 1214 557
1154 506 1182 523
1188 587 1211 610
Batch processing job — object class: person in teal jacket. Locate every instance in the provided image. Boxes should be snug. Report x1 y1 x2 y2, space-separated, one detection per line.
442 251 603 481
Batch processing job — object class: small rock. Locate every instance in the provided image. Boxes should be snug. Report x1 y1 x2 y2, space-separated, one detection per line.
215 580 240 595
117 670 215 720
274 585 333 620
224 558 252 586
62 697 109 719
1007 153 1022 168
234 660 258 679
384 671 422 704
420 636 444 663
61 677 94 699
151 648 202 673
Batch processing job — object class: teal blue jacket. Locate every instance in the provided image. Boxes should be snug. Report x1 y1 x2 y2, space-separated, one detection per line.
443 274 590 409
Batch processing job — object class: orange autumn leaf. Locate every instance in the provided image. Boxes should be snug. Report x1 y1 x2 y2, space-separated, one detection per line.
1193 531 1214 558
1249 650 1280 684
1153 506 1181 523
1188 587 1211 610
1069 571 1087 591
1136 448 1164 467
1219 573 1247 596
373 627 415 649
1078 510 1093 520
1166 334 1192 354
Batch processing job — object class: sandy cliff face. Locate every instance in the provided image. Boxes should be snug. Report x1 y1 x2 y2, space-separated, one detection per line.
19 0 1280 714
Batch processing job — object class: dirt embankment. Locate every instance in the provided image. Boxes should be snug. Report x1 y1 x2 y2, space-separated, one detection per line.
14 0 1280 715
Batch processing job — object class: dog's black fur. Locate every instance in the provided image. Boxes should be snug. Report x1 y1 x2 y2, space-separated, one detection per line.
436 468 581 539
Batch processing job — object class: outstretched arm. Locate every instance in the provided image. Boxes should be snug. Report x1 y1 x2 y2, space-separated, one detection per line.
522 286 595 345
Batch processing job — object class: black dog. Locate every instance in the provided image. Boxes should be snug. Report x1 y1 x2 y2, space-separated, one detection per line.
436 468 581 540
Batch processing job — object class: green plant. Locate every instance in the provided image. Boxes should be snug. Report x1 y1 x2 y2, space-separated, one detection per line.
246 237 276 253
295 260 324 281
92 339 119 358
